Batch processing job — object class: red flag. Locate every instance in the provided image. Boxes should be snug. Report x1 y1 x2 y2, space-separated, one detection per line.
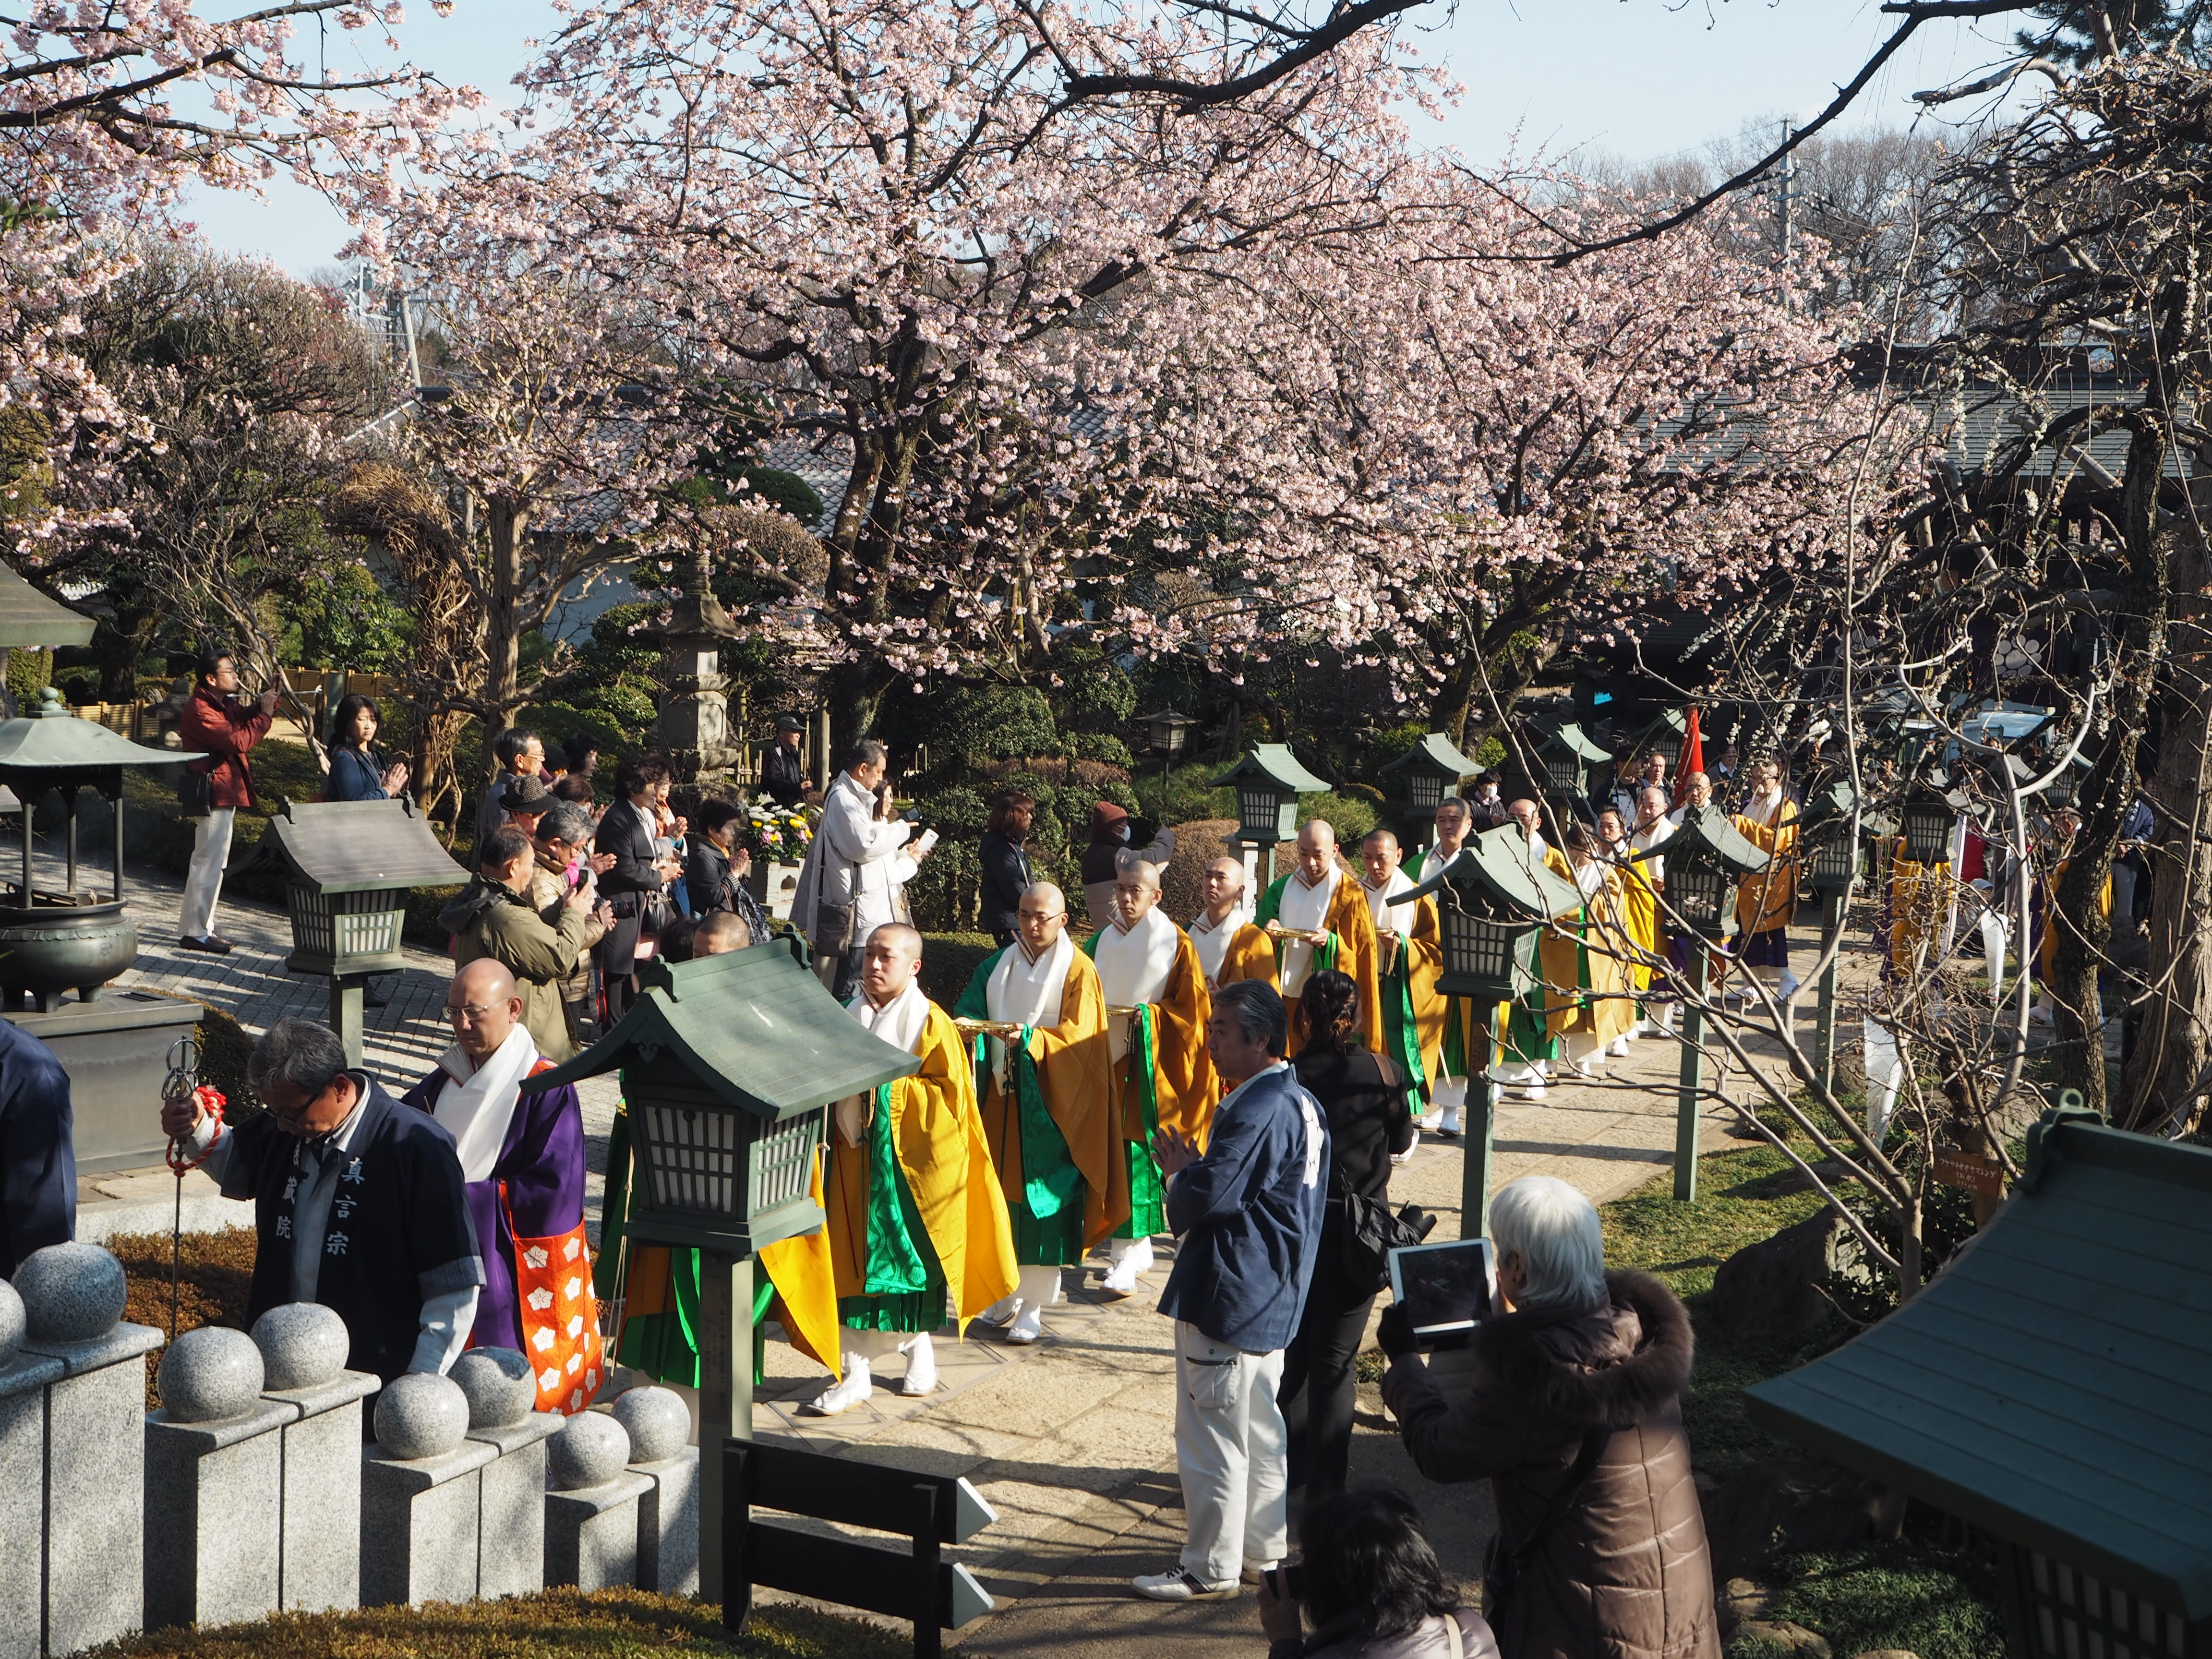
1672 707 1704 807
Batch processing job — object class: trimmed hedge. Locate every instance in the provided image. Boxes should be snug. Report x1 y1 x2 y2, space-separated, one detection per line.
918 931 998 1008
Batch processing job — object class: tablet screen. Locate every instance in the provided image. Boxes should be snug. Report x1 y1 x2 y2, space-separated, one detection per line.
1388 1239 1496 1344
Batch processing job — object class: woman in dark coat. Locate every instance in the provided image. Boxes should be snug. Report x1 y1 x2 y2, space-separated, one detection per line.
1285 969 1414 1499
325 694 409 802
978 790 1036 946
1378 1175 1719 1659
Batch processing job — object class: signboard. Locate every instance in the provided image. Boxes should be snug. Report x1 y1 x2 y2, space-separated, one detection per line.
1933 1146 2004 1198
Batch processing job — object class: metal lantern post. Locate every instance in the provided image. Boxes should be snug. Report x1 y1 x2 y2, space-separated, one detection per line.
1211 745 1332 891
1137 708 1197 789
239 798 472 1064
1902 788 1957 867
1380 733 1478 849
525 942 920 1603
1797 781 1863 1095
1639 806 1770 1201
1395 828 1583 1237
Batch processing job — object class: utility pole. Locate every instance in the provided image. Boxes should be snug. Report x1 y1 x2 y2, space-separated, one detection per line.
1778 119 1798 262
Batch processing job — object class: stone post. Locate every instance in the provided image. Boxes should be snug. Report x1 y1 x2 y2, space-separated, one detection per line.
252 1304 376 1614
0 1276 62 1659
359 1372 492 1609
544 1411 649 1591
451 1348 561 1599
143 1326 290 1632
16 1242 164 1659
615 1386 699 1596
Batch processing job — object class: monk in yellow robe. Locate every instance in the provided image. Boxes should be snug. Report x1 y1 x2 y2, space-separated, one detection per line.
1561 825 1636 1075
1611 793 1670 1034
804 925 1017 1416
1360 828 1444 1126
956 881 1117 1345
1189 855 1276 993
1493 799 1583 1099
1254 819 1382 1059
1731 758 1802 999
1411 796 1490 1134
1086 856 1214 1296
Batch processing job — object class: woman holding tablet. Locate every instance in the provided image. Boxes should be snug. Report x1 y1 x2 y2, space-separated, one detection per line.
1283 970 1416 1500
1375 1176 1720 1659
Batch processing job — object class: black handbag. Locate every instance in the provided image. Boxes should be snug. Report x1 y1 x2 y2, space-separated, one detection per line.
178 767 212 818
1334 1053 1435 1292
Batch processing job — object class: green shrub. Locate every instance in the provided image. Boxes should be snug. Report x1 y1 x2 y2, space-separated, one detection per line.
1132 759 1233 826
1305 790 1378 847
918 931 998 1007
1065 731 1134 769
7 647 52 707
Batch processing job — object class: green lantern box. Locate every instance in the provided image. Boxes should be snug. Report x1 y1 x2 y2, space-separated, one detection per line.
1380 733 1479 844
1635 803 1769 944
1211 745 1332 851
1395 824 1585 1003
1530 720 1611 809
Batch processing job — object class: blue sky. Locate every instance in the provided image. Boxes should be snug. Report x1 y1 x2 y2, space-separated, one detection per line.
182 0 2032 275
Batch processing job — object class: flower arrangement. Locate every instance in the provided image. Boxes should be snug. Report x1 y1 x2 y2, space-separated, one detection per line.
744 802 814 865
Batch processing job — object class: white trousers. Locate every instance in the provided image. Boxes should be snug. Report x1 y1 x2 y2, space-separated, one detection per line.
180 808 235 940
1173 1321 1288 1583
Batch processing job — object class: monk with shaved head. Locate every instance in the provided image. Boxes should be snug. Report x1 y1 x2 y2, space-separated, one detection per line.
956 879 1117 1343
1253 819 1382 1059
806 919 1016 1415
401 955 601 1408
1190 854 1274 993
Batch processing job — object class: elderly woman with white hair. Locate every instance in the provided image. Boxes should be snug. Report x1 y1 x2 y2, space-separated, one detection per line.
1375 1177 1720 1659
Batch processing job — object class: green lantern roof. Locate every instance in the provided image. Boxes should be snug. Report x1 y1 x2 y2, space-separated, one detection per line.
1744 1115 2212 1621
239 797 470 893
526 941 920 1118
1380 733 1479 780
1210 744 1331 794
0 566 94 649
1397 824 1584 922
1538 721 1612 763
0 687 202 772
1637 804 1770 875
1795 779 1858 835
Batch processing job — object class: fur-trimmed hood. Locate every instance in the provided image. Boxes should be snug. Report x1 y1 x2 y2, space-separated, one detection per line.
1472 1269 1694 1431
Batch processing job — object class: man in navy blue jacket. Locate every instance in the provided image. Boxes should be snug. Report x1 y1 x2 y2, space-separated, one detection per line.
1134 979 1327 1603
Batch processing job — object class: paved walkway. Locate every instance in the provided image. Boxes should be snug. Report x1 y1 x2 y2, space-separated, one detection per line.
73 861 1865 1657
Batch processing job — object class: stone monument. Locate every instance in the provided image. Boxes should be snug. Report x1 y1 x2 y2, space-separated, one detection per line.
452 1347 561 1599
251 1303 377 1613
544 1410 650 1591
144 1326 293 1631
615 1385 700 1596
360 1372 493 1609
0 1275 62 1659
15 1241 165 1658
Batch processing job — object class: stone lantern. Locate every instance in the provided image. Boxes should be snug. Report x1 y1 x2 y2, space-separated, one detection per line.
239 797 471 1064
647 547 744 783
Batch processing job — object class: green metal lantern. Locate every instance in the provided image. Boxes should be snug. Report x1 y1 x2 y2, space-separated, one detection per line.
1211 745 1331 849
529 943 919 1257
1533 721 1611 805
1381 733 1479 843
1797 780 1863 899
1640 708 1688 769
1644 805 1772 942
1397 827 1583 1000
1902 790 1956 866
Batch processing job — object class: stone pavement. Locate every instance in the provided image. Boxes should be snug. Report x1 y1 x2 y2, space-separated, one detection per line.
71 859 1859 1658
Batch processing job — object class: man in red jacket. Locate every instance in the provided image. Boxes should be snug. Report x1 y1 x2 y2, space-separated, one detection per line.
175 647 276 954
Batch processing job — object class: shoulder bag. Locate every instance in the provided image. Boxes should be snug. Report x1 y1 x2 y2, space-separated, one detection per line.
1334 1054 1435 1293
178 763 212 818
1481 1427 1610 1624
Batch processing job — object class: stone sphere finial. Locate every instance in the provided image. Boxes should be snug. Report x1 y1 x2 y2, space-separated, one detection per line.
449 1347 535 1428
613 1385 690 1465
157 1327 265 1423
373 1372 469 1461
250 1303 349 1390
547 1410 630 1491
13 1242 126 1342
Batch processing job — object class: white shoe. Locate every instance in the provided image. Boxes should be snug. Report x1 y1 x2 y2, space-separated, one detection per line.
1391 1128 1420 1165
1511 1078 1548 1101
1101 1237 1153 1297
1608 1035 1632 1058
897 1334 937 1396
2031 1001 2054 1026
975 1295 1019 1328
802 1355 873 1416
1572 1058 1599 1078
1437 1110 1463 1136
1779 971 1801 1000
1133 1568 1238 1602
1007 1302 1045 1345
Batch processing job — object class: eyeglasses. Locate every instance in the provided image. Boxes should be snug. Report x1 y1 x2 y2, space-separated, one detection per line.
446 1000 509 1025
